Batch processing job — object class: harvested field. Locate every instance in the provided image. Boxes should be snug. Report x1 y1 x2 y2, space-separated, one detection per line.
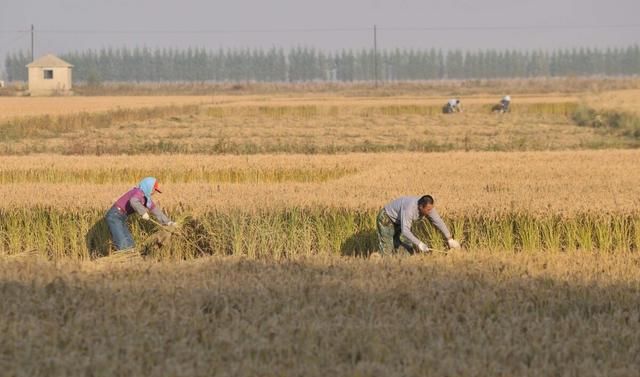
1 81 639 376
1 93 636 154
0 96 213 119
1 252 639 376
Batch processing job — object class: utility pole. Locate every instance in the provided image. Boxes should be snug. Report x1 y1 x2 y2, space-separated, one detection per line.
373 24 378 87
31 24 34 62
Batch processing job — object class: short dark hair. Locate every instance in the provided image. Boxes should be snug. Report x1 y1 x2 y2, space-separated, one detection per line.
418 195 434 207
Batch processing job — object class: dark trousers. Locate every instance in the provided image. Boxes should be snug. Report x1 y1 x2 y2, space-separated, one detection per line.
105 207 134 251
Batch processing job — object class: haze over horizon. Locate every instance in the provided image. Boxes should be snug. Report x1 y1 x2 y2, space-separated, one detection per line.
1 0 639 72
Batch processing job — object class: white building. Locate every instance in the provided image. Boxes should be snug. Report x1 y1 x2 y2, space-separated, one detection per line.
26 54 73 96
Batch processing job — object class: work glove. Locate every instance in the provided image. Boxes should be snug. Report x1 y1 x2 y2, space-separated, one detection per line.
141 212 151 221
167 221 177 227
448 239 461 249
418 242 430 253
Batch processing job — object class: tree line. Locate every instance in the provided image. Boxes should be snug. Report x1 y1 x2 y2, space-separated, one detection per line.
5 45 640 82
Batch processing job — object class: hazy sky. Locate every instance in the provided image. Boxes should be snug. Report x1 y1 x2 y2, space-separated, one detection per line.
1 0 639 64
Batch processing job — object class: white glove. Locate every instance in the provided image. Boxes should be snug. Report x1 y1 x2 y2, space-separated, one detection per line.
418 242 430 253
141 212 150 221
448 239 461 249
167 221 177 227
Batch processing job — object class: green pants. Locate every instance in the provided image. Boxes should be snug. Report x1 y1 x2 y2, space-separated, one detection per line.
376 209 414 256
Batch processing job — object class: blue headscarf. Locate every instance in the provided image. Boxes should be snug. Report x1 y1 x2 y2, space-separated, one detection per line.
138 177 157 209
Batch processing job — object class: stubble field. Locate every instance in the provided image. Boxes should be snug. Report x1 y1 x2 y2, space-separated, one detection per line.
2 252 639 376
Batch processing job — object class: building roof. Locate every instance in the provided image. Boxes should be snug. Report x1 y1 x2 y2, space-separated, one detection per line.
26 54 73 68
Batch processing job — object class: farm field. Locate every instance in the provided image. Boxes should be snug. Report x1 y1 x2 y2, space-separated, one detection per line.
2 150 640 260
2 252 639 376
0 92 573 120
0 150 639 214
1 81 640 376
0 95 215 119
586 89 640 115
1 92 638 154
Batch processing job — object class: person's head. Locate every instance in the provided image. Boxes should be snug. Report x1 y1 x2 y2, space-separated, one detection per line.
139 177 162 198
418 195 434 216
455 99 460 105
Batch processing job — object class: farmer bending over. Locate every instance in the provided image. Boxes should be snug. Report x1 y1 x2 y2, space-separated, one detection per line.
375 195 460 257
500 95 511 112
444 98 462 113
106 177 175 252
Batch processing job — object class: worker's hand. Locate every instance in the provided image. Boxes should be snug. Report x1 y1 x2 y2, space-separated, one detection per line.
141 212 150 221
448 239 461 249
418 242 430 253
167 221 177 227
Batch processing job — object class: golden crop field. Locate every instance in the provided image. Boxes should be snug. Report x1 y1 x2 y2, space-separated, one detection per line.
0 95 213 119
2 80 640 376
1 150 640 260
0 150 638 214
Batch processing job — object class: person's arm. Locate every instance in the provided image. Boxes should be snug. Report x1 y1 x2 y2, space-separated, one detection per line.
427 208 452 240
150 206 172 225
129 197 148 216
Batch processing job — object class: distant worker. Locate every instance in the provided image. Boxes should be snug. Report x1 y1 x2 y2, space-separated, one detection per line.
443 98 462 114
493 95 511 113
105 177 175 253
375 195 461 257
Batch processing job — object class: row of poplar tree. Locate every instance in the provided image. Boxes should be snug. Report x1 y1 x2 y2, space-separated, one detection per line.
5 45 640 82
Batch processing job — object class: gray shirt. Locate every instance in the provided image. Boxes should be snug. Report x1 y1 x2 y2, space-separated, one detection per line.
384 196 452 246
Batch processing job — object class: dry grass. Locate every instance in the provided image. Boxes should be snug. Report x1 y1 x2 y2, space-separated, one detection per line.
1 252 639 376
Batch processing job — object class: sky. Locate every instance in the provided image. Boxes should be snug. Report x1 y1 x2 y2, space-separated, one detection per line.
1 0 639 69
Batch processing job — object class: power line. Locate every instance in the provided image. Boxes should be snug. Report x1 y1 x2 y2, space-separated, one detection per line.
0 32 29 45
1 24 639 35
28 28 372 34
381 24 640 31
0 32 28 45
0 30 31 34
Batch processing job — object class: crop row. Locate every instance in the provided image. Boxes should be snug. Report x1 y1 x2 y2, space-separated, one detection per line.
2 208 639 260
0 167 357 184
206 102 579 118
0 104 201 141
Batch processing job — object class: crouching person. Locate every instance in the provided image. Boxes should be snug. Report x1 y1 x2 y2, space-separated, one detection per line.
375 195 460 257
105 177 174 253
443 98 462 114
494 95 511 113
